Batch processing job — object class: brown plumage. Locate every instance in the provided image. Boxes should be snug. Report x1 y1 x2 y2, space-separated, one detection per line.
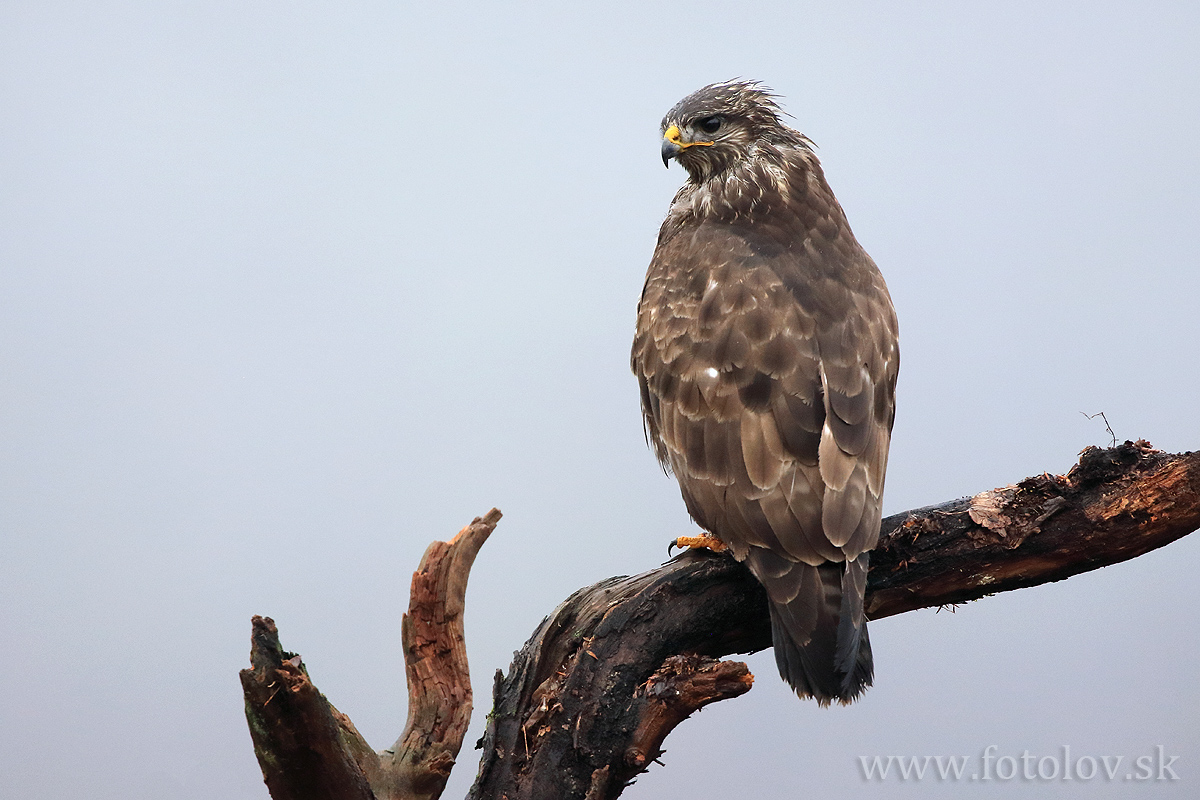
632 81 898 704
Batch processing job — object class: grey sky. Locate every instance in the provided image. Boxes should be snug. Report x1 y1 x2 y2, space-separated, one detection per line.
2 2 1197 798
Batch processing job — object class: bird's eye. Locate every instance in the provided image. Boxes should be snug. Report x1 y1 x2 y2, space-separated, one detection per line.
697 115 723 134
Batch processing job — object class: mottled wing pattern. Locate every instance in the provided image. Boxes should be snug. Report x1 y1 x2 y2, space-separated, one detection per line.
634 200 897 702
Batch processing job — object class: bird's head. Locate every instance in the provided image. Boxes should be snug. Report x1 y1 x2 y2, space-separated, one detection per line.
659 80 793 182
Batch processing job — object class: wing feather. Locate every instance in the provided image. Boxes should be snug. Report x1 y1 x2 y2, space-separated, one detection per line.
741 412 786 489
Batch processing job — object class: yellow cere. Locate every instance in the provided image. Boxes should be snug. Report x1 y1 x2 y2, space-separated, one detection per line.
663 124 713 149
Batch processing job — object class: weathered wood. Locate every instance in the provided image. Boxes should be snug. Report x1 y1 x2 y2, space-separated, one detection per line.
467 442 1200 799
241 509 501 800
622 655 754 774
467 552 771 800
376 509 501 800
866 441 1200 617
240 615 376 800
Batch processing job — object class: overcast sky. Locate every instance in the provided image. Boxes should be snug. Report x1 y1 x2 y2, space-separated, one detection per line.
2 2 1198 798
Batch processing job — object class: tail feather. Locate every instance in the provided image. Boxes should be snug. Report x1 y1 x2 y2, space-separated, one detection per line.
834 554 870 680
751 550 874 705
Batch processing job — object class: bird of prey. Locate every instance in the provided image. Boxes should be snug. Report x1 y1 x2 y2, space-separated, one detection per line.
632 81 898 705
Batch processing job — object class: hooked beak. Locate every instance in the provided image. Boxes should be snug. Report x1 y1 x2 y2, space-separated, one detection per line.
661 138 682 167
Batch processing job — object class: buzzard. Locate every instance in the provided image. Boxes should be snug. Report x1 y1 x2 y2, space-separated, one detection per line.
632 81 898 704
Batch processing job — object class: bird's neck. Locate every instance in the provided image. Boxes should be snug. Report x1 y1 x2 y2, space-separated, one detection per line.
670 143 820 224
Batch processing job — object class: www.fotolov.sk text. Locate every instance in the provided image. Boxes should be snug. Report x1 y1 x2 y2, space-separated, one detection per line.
859 745 1180 783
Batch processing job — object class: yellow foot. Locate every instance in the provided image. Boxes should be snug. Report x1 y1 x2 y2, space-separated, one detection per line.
671 534 727 553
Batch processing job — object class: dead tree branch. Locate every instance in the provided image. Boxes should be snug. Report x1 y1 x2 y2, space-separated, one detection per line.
467 441 1200 799
378 508 500 800
241 615 376 800
241 442 1200 800
241 509 501 800
866 440 1200 617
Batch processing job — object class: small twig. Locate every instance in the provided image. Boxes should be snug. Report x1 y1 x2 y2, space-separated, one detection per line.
1082 411 1118 447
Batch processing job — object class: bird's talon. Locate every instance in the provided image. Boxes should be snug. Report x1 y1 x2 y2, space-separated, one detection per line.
672 534 727 553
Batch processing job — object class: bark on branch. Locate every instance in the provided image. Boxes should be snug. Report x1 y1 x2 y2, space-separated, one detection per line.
241 442 1200 800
